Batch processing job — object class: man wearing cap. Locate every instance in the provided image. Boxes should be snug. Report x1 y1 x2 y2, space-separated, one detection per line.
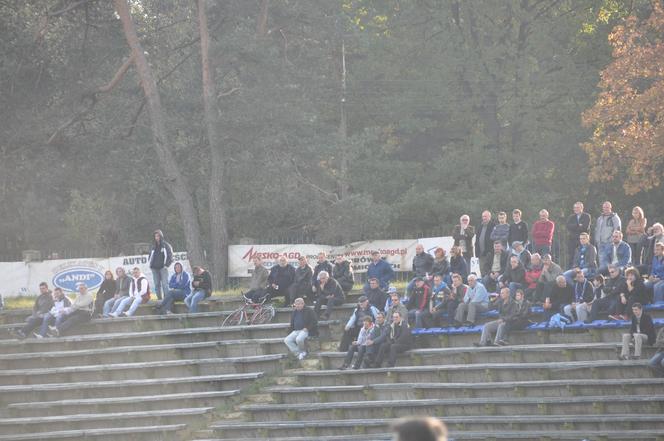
339 295 379 352
365 251 395 290
364 277 388 310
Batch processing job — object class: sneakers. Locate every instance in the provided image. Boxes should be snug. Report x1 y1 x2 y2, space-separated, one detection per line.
47 326 59 338
297 352 307 360
32 332 43 339
108 313 118 318
496 339 508 346
339 364 349 370
13 329 27 339
352 364 361 370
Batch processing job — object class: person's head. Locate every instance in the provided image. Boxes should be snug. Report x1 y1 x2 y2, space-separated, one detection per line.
515 289 524 302
317 252 327 263
467 274 477 287
434 247 446 259
612 230 623 244
132 267 141 278
451 273 462 287
391 416 448 441
531 253 541 267
390 292 400 304
510 255 519 268
362 316 373 329
493 241 503 253
318 270 329 284
335 255 345 264
194 266 204 275
39 282 49 294
573 201 584 214
575 269 585 283
652 223 664 237
539 209 549 221
655 242 664 257
153 230 163 243
293 297 305 310
555 275 567 287
497 211 507 224
632 303 643 318
607 264 620 279
104 270 114 280
297 256 307 267
77 283 88 294
358 295 369 308
371 250 380 263
392 311 403 324
512 241 523 252
173 262 183 274
500 287 510 300
542 254 553 264
116 267 126 278
415 278 425 288
433 274 443 285
252 256 263 267
593 274 605 288
415 244 424 255
52 287 64 300
625 267 640 282
460 214 470 226
579 232 590 245
481 210 492 224
376 311 386 325
369 277 379 289
512 209 522 223
602 201 612 215
632 206 644 220
450 246 462 257
278 256 288 267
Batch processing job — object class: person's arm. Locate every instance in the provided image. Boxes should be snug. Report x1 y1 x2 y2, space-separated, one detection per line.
165 243 174 267
345 311 356 330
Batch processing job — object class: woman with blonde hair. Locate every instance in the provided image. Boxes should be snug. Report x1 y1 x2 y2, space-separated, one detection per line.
626 206 647 265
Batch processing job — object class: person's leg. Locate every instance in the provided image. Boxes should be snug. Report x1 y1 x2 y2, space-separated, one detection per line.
648 352 664 377
406 278 416 295
479 320 498 345
284 331 300 354
187 290 206 313
494 322 508 343
620 333 632 358
151 269 162 300
563 304 574 320
38 313 54 337
342 345 358 368
158 267 169 301
339 327 360 352
454 303 467 324
57 311 91 335
467 303 488 324
21 315 41 335
562 270 576 286
103 297 116 317
374 342 390 367
653 281 664 303
113 296 132 315
126 296 143 316
446 300 460 326
354 346 367 368
598 243 609 270
633 333 647 358
294 329 309 354
576 303 589 323
387 343 409 367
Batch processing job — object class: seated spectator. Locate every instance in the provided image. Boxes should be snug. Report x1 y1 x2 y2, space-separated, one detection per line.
386 291 409 325
609 267 648 320
453 274 489 326
332 255 354 295
508 209 529 249
431 273 466 326
481 241 508 291
93 271 116 317
407 277 432 328
510 241 531 270
284 297 318 360
289 256 313 305
625 206 647 266
374 310 412 368
157 262 191 314
563 269 594 323
524 253 543 300
109 267 149 317
244 256 270 303
563 233 598 284
340 316 375 370
47 283 94 337
644 242 664 303
448 246 468 283
532 209 555 255
589 264 626 322
267 256 295 301
13 282 53 339
365 251 395 290
475 287 514 347
619 303 655 360
103 267 131 318
431 274 448 296
185 266 212 313
533 254 563 303
490 211 510 249
649 326 664 377
36 288 70 338
430 248 450 280
452 215 474 268
407 244 434 295
364 277 388 310
312 252 333 294
500 255 526 297
392 416 448 441
498 289 532 345
543 276 573 319
599 230 632 275
640 223 664 275
339 295 379 352
363 312 389 368
313 270 344 319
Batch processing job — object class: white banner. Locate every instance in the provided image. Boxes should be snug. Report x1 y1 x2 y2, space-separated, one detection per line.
228 244 332 278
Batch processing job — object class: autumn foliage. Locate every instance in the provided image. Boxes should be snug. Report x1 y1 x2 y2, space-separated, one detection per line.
582 1 664 195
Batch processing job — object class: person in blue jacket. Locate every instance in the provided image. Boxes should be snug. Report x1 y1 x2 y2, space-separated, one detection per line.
157 262 191 314
364 251 395 290
599 230 632 275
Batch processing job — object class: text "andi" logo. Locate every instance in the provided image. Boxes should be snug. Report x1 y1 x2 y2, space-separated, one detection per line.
53 268 104 292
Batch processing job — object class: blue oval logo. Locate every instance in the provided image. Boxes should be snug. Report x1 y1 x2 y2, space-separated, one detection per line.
53 267 104 292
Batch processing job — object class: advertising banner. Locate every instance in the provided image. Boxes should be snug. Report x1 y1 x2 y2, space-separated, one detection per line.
228 244 332 278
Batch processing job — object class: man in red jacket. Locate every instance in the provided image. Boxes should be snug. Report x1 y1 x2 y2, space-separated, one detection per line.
532 209 555 255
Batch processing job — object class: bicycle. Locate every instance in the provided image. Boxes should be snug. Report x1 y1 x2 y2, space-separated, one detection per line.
221 294 275 326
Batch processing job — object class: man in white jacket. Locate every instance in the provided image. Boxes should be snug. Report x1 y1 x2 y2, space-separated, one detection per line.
109 267 149 317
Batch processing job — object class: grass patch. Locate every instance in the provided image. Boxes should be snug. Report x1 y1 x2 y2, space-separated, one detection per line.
3 296 36 310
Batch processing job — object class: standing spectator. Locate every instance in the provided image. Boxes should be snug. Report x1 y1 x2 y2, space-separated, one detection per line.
645 242 664 303
148 230 173 301
543 276 573 319
641 223 664 274
510 241 532 270
365 251 395 290
431 248 450 279
340 316 375 370
563 270 594 322
452 215 475 267
595 201 622 269
364 277 388 310
103 267 131 318
524 253 543 300
157 262 191 314
532 209 555 255
482 241 508 291
386 291 409 325
407 278 432 328
619 303 655 360
311 252 333 293
490 211 510 249
610 267 648 320
109 267 149 317
599 230 632 275
245 256 270 303
500 255 527 297
36 288 71 338
648 327 664 377
93 271 116 317
13 282 53 339
508 209 529 248
374 311 412 368
267 256 295 300
625 206 647 266
497 289 532 345
47 283 94 337
313 271 344 319
453 274 489 326
476 287 515 346
565 202 592 268
332 255 354 295
563 232 598 284
534 254 563 304
284 297 317 360
289 256 313 305
406 244 434 295
449 246 468 283
185 266 212 313
432 273 466 326
476 211 496 275
339 296 379 352
391 417 448 441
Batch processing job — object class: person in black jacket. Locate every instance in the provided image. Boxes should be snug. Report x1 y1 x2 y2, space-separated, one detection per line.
289 256 313 304
452 214 475 267
476 211 496 275
311 252 333 291
313 271 344 319
565 202 592 268
364 277 388 310
620 303 655 360
363 312 388 368
267 256 296 301
148 229 174 300
284 298 318 360
497 289 532 345
648 327 664 377
482 241 509 291
185 266 212 313
373 310 412 368
94 271 117 316
476 288 515 346
332 255 354 294
543 276 573 319
14 282 54 339
500 255 526 297
610 267 650 320
589 264 626 321
563 270 595 322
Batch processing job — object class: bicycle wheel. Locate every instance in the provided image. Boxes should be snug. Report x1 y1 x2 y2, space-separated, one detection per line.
250 305 275 325
222 308 245 326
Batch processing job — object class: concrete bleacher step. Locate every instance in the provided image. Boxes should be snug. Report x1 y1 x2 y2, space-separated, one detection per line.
0 407 215 435
0 354 286 385
0 424 187 441
7 390 240 418
0 372 263 407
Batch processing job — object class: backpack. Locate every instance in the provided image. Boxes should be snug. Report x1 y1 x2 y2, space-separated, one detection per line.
548 313 571 330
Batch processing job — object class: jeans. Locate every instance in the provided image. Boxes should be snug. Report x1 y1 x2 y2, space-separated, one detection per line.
103 296 127 317
55 310 91 335
284 329 308 355
563 303 590 322
480 319 506 345
645 280 664 303
454 302 488 324
158 289 187 314
184 290 207 313
21 315 44 335
114 296 143 316
151 267 169 300
597 242 611 271
408 309 428 328
621 333 648 357
39 313 56 337
649 351 664 377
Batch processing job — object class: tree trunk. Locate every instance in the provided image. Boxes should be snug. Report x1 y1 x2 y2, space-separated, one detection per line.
113 0 206 267
197 0 229 289
256 0 269 37
338 40 349 200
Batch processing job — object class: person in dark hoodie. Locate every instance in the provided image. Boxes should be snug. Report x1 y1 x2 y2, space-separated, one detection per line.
94 271 117 317
149 229 173 300
313 271 344 319
267 256 296 301
364 277 388 310
185 266 212 313
500 255 526 297
332 255 354 294
289 256 314 305
14 282 54 339
311 252 333 293
157 262 191 314
373 310 412 368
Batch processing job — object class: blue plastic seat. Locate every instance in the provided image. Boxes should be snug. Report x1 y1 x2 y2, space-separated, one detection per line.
527 321 548 330
645 302 664 311
531 306 544 314
563 322 585 330
595 319 620 329
653 318 664 326
483 310 499 318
